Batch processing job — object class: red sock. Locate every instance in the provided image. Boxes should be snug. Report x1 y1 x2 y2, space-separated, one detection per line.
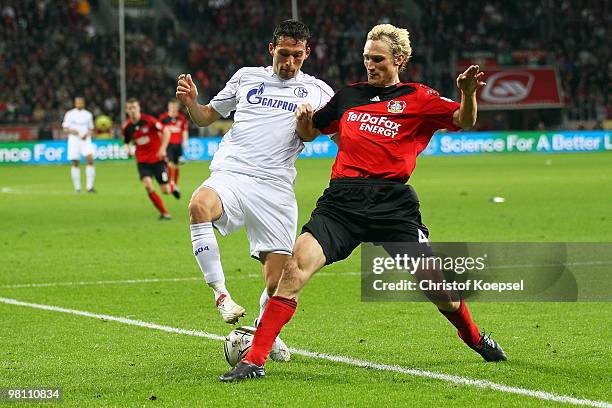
148 191 169 215
245 296 297 366
439 300 481 347
174 168 180 185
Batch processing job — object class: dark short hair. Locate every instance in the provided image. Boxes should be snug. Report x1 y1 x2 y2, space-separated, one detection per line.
126 98 139 104
273 20 310 46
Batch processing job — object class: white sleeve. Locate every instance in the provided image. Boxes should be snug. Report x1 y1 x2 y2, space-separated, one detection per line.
210 68 245 118
88 112 94 130
314 80 335 111
62 111 71 128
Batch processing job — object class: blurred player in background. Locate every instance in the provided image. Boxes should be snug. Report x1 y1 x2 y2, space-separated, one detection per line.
159 99 188 199
62 96 95 193
177 20 333 360
222 24 506 381
122 98 173 220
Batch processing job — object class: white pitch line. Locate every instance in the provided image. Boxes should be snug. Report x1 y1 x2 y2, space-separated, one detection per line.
0 187 75 195
0 277 201 289
2 259 608 290
0 296 610 408
0 272 361 290
0 296 223 341
291 350 612 407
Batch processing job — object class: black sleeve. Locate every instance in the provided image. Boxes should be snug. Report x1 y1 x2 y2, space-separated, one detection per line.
312 90 341 134
123 124 135 143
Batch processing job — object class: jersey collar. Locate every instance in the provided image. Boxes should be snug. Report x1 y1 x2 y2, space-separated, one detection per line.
266 66 303 82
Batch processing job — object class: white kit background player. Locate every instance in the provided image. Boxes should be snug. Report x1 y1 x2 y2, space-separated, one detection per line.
176 20 333 360
62 96 96 193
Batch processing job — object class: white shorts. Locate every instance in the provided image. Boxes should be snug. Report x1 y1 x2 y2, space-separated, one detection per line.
195 171 298 260
67 136 95 161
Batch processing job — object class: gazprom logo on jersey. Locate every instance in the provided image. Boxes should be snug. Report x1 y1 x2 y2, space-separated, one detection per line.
347 111 401 138
246 83 298 112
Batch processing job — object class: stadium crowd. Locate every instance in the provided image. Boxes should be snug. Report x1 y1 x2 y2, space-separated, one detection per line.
1 0 609 129
0 0 174 126
417 0 611 123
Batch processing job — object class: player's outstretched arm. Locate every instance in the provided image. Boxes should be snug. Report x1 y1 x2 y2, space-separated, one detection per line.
176 73 220 127
453 65 486 129
123 142 133 158
295 103 320 142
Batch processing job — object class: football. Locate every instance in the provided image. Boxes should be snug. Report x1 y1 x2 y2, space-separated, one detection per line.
223 326 256 367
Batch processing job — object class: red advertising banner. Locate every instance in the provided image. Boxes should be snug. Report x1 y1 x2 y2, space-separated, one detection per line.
0 127 39 141
457 67 563 110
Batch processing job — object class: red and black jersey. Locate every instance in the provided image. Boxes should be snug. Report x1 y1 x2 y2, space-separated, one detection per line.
314 82 461 183
159 112 187 145
122 113 164 163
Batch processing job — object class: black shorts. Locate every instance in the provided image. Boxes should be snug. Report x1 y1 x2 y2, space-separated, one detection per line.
137 161 169 184
302 178 432 265
166 143 183 164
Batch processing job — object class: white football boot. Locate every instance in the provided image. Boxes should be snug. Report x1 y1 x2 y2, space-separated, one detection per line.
254 318 291 362
216 294 246 324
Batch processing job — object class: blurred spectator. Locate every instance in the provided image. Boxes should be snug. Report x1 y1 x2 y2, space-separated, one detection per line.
76 0 91 16
417 0 611 124
0 0 175 126
37 122 53 140
2 0 609 130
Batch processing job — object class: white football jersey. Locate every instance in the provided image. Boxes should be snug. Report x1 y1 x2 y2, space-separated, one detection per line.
209 66 334 184
62 108 94 139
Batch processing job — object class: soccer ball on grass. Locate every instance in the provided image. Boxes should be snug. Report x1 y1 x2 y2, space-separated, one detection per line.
224 326 256 367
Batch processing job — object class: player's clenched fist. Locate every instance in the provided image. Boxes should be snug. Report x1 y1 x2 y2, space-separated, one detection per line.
176 73 198 106
294 103 319 141
295 103 313 122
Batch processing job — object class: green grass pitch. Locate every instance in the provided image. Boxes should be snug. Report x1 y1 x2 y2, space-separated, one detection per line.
1 152 611 407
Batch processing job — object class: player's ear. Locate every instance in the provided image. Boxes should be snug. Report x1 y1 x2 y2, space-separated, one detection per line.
268 42 275 57
395 54 405 68
304 45 311 59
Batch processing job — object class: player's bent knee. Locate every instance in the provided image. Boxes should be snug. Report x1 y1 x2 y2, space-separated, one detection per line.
265 282 278 297
294 252 313 274
189 191 220 223
141 179 154 192
279 258 308 292
434 300 460 312
188 199 213 222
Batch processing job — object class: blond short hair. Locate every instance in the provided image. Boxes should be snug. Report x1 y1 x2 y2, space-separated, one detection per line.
367 24 412 72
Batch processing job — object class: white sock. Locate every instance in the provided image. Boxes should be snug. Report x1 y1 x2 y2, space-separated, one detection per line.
190 222 228 302
71 166 81 191
257 288 270 324
86 165 95 190
211 283 229 301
